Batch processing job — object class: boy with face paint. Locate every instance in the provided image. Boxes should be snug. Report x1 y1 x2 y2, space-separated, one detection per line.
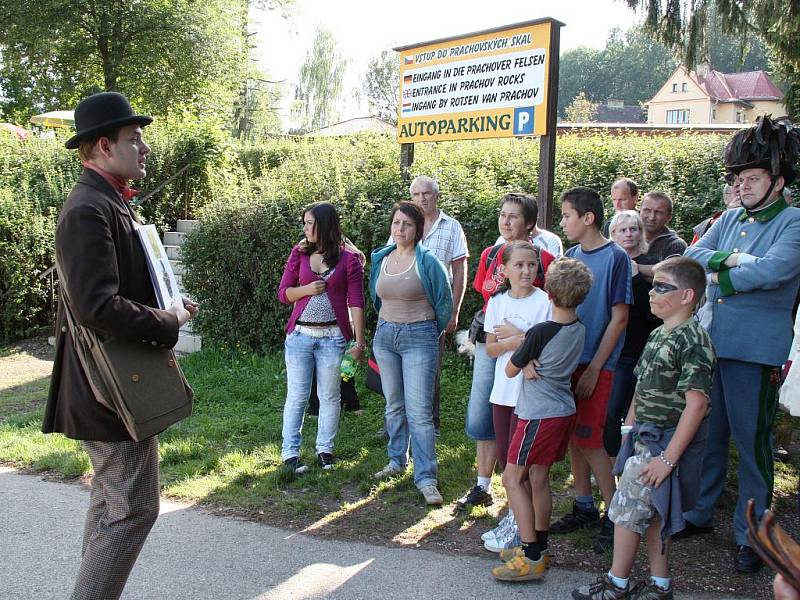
572 256 714 600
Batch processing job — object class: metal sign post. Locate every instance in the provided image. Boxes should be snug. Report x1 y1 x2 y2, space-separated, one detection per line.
400 143 415 182
536 22 561 229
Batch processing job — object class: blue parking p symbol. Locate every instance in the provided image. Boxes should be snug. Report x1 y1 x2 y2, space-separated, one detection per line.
513 107 534 135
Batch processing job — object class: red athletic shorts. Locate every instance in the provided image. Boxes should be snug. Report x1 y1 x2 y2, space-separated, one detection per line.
507 414 575 466
570 365 614 449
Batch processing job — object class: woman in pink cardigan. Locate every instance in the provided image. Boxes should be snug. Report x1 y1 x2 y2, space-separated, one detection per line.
278 203 366 474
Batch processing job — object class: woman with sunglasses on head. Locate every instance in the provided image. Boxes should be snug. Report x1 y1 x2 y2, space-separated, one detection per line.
278 202 366 474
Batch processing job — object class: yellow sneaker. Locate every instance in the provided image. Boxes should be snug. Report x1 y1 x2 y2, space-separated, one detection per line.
498 546 523 561
498 547 552 569
492 555 547 582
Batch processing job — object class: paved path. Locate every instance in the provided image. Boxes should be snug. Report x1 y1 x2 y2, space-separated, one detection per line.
1 467 743 599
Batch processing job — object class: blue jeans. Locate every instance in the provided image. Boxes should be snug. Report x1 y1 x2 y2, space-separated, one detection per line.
281 330 346 460
465 341 497 440
372 319 439 489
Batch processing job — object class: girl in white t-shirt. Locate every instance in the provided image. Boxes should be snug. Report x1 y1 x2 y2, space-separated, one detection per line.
482 240 552 552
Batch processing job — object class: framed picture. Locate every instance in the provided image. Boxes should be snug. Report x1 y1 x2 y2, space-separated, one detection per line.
135 224 181 310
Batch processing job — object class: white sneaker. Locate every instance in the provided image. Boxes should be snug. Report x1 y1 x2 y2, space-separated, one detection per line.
483 522 520 553
481 522 505 542
481 511 514 542
373 463 405 480
420 484 443 505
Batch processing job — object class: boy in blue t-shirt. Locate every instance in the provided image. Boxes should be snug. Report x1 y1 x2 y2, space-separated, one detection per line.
553 187 632 553
491 258 592 582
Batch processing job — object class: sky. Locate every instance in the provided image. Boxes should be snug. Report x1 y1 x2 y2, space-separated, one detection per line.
251 0 642 130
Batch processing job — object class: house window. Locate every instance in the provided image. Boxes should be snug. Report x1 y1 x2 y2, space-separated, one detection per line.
682 83 688 92
666 109 690 124
712 109 717 120
672 83 678 92
736 110 745 123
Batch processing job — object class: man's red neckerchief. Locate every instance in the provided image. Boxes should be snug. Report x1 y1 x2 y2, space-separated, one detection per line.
82 161 139 202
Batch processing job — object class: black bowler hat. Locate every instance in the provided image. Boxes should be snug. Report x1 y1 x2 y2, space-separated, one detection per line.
65 92 153 150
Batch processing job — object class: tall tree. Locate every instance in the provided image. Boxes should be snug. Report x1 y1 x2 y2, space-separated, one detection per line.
230 0 293 140
558 28 676 116
622 0 800 117
0 0 248 122
557 47 604 116
600 27 676 105
557 18 774 118
362 50 399 125
706 19 772 74
293 28 346 132
231 70 283 141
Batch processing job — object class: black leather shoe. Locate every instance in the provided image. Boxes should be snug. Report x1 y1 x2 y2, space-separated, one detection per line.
734 544 763 573
551 502 600 533
672 521 713 539
455 485 493 509
593 515 615 554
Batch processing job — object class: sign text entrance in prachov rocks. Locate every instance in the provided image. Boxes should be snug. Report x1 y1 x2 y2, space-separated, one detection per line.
395 19 560 142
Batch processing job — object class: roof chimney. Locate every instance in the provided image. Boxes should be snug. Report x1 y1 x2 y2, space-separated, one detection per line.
696 62 710 80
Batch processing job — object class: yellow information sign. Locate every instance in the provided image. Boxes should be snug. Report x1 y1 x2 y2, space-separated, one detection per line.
395 19 557 143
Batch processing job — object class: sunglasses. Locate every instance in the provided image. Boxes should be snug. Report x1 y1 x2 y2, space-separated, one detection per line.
651 281 681 294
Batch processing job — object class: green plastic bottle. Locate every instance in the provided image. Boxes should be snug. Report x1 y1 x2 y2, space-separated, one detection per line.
340 343 357 381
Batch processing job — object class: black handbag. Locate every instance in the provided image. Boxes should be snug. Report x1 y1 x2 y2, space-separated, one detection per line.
57 262 193 441
307 371 360 413
366 358 384 397
468 243 505 344
468 309 487 344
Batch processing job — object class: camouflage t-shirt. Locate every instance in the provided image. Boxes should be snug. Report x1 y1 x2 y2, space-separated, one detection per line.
634 318 715 427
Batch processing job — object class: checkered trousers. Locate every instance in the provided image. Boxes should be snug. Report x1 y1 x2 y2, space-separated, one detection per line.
71 437 160 600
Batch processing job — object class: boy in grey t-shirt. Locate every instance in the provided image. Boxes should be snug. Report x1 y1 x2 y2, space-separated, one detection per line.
492 258 592 583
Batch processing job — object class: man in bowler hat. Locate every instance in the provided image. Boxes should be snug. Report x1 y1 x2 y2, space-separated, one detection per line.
43 91 197 599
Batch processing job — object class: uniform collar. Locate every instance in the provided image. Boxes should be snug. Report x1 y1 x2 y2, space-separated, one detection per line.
739 198 788 222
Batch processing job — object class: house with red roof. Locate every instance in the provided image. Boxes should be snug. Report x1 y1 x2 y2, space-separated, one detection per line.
645 65 785 125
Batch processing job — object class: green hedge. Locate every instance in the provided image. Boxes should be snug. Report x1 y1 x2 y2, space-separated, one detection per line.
180 132 742 351
0 189 57 339
6 127 788 347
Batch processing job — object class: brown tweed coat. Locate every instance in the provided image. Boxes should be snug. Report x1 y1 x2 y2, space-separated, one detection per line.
43 169 179 441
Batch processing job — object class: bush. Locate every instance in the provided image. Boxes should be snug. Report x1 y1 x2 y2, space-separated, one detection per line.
137 113 242 229
180 194 296 351
182 132 741 351
0 189 57 340
0 134 82 213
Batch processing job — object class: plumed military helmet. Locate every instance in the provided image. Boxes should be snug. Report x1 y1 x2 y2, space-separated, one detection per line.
723 115 800 185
